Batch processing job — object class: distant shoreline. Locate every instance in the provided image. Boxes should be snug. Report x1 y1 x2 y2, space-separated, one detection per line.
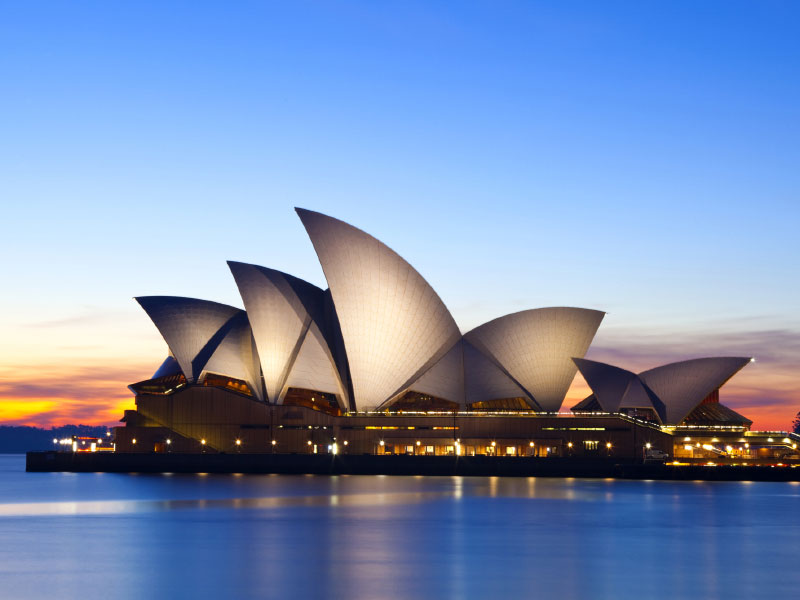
0 425 112 454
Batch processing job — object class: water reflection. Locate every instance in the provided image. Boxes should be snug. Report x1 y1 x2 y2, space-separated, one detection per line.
1 455 799 599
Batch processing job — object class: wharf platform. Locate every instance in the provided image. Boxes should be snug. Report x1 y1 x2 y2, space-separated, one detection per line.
25 452 800 481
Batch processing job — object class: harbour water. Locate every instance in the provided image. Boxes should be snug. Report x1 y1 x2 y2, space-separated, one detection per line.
1 454 799 599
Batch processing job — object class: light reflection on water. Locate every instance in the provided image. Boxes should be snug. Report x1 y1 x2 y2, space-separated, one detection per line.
1 455 799 599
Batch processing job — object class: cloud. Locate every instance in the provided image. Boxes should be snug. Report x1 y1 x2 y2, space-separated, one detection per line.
0 360 154 427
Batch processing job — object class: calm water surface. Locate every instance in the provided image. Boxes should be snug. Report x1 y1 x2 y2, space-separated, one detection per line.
1 454 799 599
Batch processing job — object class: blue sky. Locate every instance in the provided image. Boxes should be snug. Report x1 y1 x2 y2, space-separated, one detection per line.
0 1 798 427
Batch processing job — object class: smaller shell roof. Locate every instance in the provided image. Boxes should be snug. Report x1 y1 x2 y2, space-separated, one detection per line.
135 296 263 400
573 356 752 425
638 357 752 425
464 307 605 412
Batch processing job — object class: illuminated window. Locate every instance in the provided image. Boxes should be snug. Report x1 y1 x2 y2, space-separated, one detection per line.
584 441 598 451
505 446 516 455
406 445 414 454
425 445 434 454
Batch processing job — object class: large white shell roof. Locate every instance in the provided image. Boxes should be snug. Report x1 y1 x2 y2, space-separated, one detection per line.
296 208 462 411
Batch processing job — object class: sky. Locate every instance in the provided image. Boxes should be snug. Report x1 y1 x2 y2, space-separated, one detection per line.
0 1 798 430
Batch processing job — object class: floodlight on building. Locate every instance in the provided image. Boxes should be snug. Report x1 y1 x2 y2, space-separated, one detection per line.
166 439 171 445
307 440 312 446
271 440 277 446
416 441 421 446
52 438 58 444
606 443 612 449
132 438 137 445
768 438 774 443
645 443 651 449
567 442 573 448
379 440 384 446
343 440 348 446
201 439 206 445
235 439 242 446
491 441 496 447
529 441 534 447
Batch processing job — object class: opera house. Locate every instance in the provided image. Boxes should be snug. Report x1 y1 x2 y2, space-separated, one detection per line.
115 209 798 462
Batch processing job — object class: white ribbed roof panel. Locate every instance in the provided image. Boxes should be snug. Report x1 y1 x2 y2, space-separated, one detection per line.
465 307 604 412
228 261 325 403
296 208 462 410
638 357 751 425
135 296 241 383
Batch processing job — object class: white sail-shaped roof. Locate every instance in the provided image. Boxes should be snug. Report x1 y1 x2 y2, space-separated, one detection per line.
465 307 604 412
136 296 242 383
296 208 461 410
228 261 332 403
638 357 751 425
136 296 263 399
